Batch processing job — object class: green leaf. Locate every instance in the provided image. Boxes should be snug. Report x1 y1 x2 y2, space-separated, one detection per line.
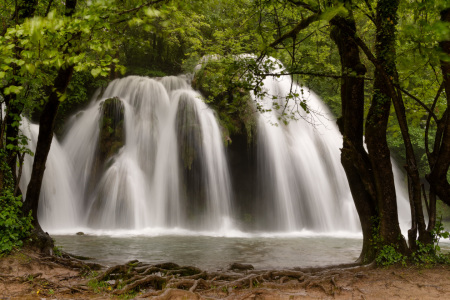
4 86 23 95
144 8 161 18
25 64 35 74
91 67 102 78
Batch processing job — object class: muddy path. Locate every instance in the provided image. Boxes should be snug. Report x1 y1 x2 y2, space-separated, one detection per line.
1 248 449 299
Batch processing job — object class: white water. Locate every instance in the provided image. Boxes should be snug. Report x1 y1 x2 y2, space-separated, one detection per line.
19 119 79 230
18 69 411 236
252 68 360 231
57 76 233 230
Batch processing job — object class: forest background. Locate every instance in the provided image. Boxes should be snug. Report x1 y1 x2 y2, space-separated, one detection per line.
0 0 449 265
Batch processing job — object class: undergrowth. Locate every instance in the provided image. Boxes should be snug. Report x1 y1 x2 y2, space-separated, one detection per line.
374 218 450 267
0 150 33 255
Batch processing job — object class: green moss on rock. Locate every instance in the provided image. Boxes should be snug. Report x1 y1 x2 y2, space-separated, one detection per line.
192 61 257 146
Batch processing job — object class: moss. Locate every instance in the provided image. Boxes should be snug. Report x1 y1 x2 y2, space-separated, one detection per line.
98 97 125 164
176 95 202 170
192 61 257 146
437 199 450 221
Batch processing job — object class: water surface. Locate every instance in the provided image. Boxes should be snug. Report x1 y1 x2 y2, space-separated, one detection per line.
54 233 363 270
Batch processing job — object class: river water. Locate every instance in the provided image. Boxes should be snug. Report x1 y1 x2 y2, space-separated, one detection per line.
53 232 363 270
52 231 450 270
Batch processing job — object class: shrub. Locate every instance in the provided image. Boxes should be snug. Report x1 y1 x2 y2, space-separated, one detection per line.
0 190 33 254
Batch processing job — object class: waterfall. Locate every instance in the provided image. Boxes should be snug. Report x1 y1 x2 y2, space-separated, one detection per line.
246 68 360 232
19 119 79 230
59 76 233 230
18 71 410 235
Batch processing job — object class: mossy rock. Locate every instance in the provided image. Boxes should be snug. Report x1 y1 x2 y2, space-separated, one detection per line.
98 97 125 164
176 94 202 171
192 61 257 146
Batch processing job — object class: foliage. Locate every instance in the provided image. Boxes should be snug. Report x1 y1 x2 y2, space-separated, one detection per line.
193 57 258 142
0 152 33 255
0 0 448 264
370 217 406 266
375 244 408 267
373 218 450 267
437 200 450 221
0 190 33 254
56 71 109 133
53 245 63 257
411 219 450 265
87 278 111 293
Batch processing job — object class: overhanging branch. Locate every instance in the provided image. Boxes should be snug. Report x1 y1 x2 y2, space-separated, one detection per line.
255 71 372 80
395 84 441 123
269 13 320 48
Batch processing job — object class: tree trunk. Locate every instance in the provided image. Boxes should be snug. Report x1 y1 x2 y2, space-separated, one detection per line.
22 0 77 254
427 8 450 206
22 66 74 253
330 6 378 263
390 86 429 247
364 0 408 252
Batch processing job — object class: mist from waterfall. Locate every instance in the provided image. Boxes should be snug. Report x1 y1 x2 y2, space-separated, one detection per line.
18 69 411 236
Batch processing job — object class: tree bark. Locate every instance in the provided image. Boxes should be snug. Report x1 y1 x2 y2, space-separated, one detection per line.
330 5 378 263
427 8 450 206
22 0 77 254
22 67 73 221
364 0 408 252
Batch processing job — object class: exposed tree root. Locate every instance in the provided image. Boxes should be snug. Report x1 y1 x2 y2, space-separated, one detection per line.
113 274 166 295
79 259 377 298
41 254 102 271
3 249 377 298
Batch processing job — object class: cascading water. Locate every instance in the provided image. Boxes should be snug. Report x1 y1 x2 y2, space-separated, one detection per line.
251 73 360 232
55 76 233 230
18 67 410 235
19 119 79 230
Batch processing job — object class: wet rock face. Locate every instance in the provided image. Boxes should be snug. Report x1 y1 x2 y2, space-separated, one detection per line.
87 97 127 226
192 62 257 145
175 95 207 224
176 95 202 172
193 64 260 227
98 97 125 166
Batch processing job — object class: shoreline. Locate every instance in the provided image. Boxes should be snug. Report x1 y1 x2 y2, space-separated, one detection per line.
1 247 450 299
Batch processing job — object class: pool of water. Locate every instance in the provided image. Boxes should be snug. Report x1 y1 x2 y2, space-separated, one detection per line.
52 229 450 271
53 232 364 270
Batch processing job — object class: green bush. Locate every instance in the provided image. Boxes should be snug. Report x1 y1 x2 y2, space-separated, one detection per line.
0 190 33 254
0 150 33 255
375 244 407 267
411 220 450 266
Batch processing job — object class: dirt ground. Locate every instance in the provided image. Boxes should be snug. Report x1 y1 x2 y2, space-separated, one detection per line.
1 248 450 300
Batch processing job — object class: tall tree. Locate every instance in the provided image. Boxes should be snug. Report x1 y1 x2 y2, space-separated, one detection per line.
21 0 78 252
427 8 450 207
330 1 378 262
232 0 448 260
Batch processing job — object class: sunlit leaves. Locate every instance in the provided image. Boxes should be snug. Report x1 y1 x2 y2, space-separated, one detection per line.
320 4 348 22
91 67 102 78
3 86 23 95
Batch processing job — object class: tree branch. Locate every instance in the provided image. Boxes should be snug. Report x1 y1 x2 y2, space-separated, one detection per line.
425 82 445 158
395 84 440 123
45 0 54 17
269 13 320 48
255 71 372 80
